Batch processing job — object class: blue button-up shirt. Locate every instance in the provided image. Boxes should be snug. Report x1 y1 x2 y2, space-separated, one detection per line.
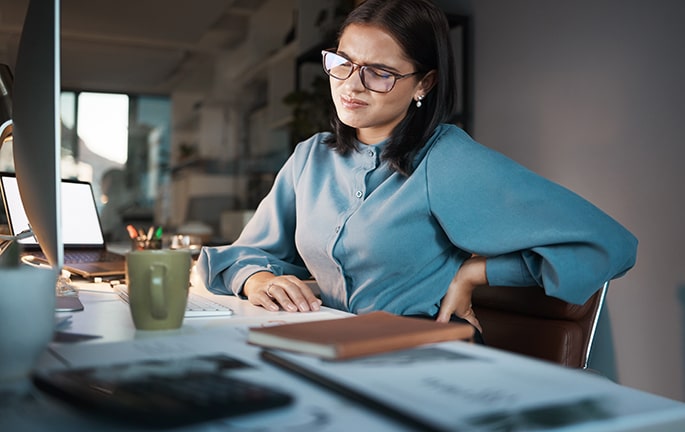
197 124 637 315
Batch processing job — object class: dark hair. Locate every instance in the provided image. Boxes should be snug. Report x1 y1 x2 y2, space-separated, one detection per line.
324 0 456 176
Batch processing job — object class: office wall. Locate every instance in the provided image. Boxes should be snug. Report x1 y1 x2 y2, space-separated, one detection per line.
472 0 685 401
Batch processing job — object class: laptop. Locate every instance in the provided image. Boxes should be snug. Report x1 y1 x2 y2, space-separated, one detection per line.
0 173 126 278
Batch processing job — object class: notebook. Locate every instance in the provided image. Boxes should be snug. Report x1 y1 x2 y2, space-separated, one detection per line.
0 173 126 278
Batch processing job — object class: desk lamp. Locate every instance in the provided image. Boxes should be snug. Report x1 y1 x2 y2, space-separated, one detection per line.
0 63 18 262
0 64 12 149
0 63 38 261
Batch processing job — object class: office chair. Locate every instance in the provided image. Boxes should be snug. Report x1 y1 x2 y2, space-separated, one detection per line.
471 282 608 369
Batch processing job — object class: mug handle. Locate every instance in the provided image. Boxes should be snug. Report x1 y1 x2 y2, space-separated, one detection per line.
149 263 167 320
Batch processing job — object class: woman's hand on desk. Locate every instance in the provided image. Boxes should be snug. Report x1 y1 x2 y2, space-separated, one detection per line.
244 272 322 313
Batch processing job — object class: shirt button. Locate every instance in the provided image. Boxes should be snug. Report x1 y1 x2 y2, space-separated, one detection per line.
367 150 374 157
355 190 363 198
335 226 340 233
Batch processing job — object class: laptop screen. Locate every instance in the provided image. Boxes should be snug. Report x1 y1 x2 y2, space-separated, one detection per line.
1 175 105 247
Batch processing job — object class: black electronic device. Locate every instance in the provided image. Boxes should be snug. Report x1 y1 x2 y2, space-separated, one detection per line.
32 354 294 428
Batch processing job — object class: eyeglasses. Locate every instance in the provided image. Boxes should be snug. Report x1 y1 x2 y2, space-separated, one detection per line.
321 50 419 93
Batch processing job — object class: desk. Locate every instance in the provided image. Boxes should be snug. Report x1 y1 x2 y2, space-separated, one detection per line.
3 284 685 431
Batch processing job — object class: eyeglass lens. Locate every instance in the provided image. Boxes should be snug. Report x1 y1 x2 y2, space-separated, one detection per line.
322 51 397 93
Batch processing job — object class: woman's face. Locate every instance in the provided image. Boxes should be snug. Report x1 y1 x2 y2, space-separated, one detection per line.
330 24 426 144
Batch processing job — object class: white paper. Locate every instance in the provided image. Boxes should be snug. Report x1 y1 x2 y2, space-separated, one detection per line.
265 342 685 431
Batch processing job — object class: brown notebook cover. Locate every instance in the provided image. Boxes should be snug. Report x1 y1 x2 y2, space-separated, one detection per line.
247 311 474 360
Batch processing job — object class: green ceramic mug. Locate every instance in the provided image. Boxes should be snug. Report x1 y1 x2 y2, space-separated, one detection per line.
125 249 192 330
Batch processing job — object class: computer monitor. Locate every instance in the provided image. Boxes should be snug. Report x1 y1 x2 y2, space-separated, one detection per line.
11 0 63 269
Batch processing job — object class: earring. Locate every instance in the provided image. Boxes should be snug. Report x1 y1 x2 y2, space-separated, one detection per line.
416 95 424 108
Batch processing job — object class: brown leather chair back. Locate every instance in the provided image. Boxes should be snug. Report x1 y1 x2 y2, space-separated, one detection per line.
471 283 607 368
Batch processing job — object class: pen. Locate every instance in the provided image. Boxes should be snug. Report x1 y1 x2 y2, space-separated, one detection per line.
126 225 138 240
146 226 154 241
154 226 163 240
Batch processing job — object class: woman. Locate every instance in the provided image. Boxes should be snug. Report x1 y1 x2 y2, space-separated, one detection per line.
197 0 637 339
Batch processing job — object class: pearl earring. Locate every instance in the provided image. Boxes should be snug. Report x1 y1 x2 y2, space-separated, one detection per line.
416 95 424 108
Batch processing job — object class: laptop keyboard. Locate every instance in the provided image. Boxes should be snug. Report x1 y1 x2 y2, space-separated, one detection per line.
65 250 125 264
64 251 125 264
29 249 125 264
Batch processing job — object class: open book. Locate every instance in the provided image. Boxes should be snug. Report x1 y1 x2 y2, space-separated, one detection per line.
247 311 474 360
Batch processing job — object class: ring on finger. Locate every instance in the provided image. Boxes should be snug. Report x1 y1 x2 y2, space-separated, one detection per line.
266 282 275 298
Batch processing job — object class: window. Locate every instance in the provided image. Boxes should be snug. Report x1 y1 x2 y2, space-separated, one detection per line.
61 91 171 242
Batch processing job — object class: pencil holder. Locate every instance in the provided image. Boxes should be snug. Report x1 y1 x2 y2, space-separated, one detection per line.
132 237 162 251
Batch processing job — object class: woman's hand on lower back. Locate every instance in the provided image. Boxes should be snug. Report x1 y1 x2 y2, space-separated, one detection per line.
437 255 486 332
